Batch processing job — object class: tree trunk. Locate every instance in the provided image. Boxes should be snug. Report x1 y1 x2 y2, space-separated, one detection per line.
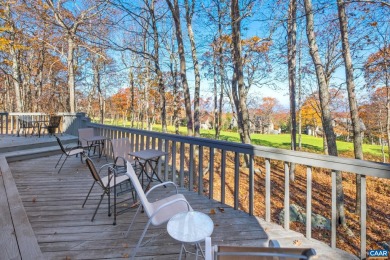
185 0 201 137
231 0 251 144
149 1 167 133
336 0 364 215
67 36 76 113
166 0 193 136
288 0 297 180
130 70 135 128
5 3 22 112
303 0 346 226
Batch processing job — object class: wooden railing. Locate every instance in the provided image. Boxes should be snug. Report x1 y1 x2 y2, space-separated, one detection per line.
0 112 86 136
86 121 390 260
1 112 389 259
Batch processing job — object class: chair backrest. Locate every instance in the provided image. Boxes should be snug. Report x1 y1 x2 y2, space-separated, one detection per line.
126 161 153 215
86 158 105 188
111 138 134 165
78 128 95 147
49 115 61 127
55 136 67 154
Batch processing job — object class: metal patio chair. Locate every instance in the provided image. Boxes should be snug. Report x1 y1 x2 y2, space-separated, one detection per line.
205 237 317 260
125 161 192 259
55 136 84 173
78 128 101 156
42 115 62 136
110 138 141 174
82 158 135 225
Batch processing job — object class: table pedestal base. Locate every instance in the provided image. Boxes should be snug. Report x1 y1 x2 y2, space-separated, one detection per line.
179 243 205 260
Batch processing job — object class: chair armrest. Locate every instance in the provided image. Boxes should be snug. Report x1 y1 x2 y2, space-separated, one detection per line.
149 197 192 219
99 164 116 175
145 181 178 197
65 143 82 150
114 156 127 167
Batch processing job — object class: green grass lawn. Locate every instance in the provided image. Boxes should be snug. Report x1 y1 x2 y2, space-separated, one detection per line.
100 119 387 160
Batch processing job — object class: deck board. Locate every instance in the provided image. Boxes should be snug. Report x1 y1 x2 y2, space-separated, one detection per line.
4 145 358 259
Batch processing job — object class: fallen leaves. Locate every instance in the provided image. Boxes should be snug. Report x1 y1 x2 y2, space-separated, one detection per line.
293 239 302 246
32 197 36 203
209 209 216 215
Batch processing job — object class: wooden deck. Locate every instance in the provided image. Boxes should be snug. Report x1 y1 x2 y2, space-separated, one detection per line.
0 135 357 259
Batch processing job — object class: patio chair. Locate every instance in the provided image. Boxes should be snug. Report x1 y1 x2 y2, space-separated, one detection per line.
125 161 192 259
110 138 139 174
55 136 84 173
42 115 62 136
17 115 36 137
82 158 135 225
78 128 101 156
205 237 317 260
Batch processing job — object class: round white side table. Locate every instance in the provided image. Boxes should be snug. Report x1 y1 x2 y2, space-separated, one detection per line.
167 211 214 259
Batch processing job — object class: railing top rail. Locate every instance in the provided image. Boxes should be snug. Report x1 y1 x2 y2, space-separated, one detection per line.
89 122 390 179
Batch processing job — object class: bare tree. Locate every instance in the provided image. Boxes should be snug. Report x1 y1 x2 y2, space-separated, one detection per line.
287 0 297 180
336 0 364 215
166 0 193 136
231 0 251 144
185 0 201 137
45 0 107 112
303 0 346 226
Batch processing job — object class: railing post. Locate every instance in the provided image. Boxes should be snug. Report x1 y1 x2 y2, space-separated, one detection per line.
284 162 290 230
360 175 367 259
331 170 337 248
265 158 271 222
306 166 312 239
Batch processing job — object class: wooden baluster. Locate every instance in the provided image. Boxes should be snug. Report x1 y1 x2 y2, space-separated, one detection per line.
198 146 204 195
306 166 312 239
164 139 169 181
331 170 337 248
221 150 226 204
209 147 214 200
284 162 290 230
234 152 239 210
249 155 254 216
360 175 367 259
172 141 177 184
265 158 271 222
189 144 194 191
180 142 185 187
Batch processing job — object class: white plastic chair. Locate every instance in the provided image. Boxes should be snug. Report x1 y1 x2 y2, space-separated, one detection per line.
205 237 316 260
125 161 192 259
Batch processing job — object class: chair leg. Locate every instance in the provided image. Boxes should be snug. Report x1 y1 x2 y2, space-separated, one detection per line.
92 192 106 222
126 205 142 238
55 153 64 168
131 219 152 260
82 182 95 208
57 156 68 173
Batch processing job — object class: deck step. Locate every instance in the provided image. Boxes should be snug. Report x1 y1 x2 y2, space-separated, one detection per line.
0 135 79 162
